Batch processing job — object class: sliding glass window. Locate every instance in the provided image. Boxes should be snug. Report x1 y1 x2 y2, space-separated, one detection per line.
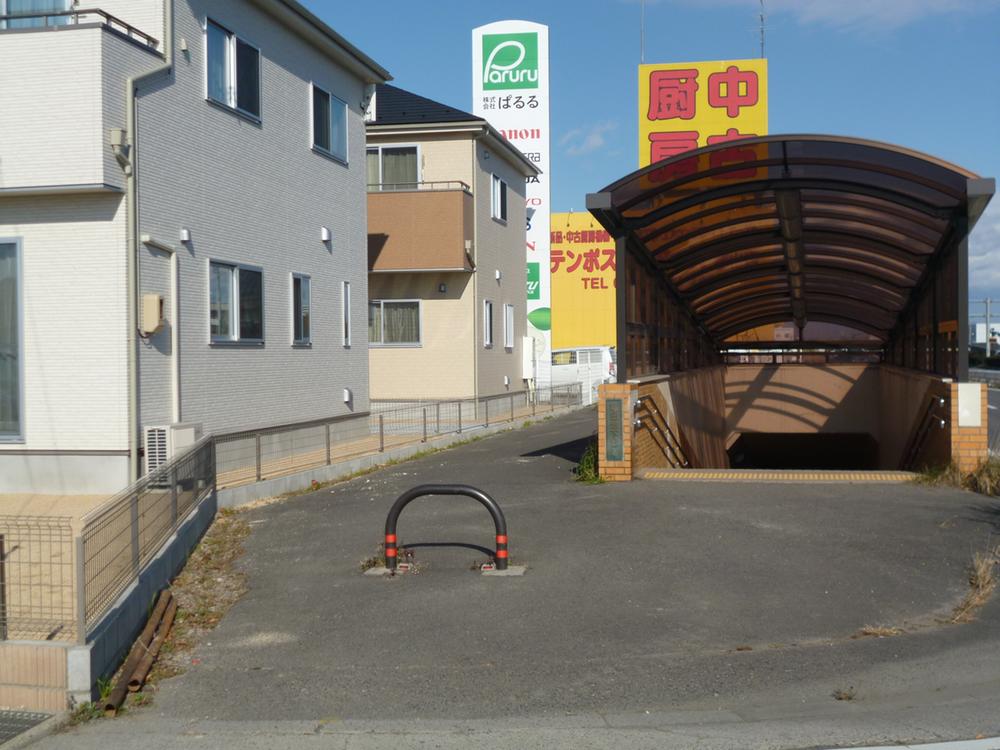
0 0 70 29
0 240 22 440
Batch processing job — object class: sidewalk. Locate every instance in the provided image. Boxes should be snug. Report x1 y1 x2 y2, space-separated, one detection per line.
27 408 1000 748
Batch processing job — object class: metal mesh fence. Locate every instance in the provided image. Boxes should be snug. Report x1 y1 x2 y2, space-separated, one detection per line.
0 515 76 642
80 437 215 629
215 383 584 489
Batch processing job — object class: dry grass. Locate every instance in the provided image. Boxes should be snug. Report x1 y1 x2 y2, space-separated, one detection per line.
950 547 999 624
917 458 1000 498
147 509 251 684
852 625 903 639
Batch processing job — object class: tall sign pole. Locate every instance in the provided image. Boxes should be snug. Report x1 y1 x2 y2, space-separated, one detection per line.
473 21 552 390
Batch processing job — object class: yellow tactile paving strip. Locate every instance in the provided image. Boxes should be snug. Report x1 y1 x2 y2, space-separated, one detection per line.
640 469 915 483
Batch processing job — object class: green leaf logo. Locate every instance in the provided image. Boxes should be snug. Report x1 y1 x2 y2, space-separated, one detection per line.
528 307 551 331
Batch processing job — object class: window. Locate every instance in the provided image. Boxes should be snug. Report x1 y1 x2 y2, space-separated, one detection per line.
292 274 310 345
0 0 69 29
206 19 260 119
342 281 351 346
209 261 263 342
0 240 21 440
312 84 348 162
552 350 577 366
368 300 420 345
503 304 514 349
366 146 418 189
491 174 507 222
483 300 494 348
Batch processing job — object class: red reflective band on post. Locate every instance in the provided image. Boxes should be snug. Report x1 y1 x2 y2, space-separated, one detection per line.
385 534 396 543
385 548 397 557
496 549 508 558
496 535 507 544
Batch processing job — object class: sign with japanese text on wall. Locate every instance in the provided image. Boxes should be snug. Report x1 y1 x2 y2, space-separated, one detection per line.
638 59 768 168
550 212 616 349
473 20 552 388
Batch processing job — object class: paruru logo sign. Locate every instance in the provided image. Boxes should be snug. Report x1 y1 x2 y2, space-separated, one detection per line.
482 32 539 90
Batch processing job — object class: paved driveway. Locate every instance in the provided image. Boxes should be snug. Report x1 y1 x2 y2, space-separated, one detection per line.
36 408 1000 748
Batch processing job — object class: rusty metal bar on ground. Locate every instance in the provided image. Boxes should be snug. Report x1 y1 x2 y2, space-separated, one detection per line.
383 484 508 572
103 589 172 716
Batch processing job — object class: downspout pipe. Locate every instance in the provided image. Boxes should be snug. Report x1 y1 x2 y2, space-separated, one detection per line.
122 1 175 482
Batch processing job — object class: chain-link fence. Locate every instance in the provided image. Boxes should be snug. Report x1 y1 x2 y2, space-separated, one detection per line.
0 515 76 642
79 437 215 631
215 383 584 489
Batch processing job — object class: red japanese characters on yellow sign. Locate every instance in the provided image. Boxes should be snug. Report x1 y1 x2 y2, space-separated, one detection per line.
638 59 768 168
550 212 617 349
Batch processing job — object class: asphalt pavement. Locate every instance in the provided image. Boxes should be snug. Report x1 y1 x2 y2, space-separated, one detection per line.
30 408 1000 749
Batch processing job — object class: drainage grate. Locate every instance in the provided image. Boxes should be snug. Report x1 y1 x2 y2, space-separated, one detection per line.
0 711 50 745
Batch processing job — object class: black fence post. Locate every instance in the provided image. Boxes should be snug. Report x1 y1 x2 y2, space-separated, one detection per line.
0 534 7 641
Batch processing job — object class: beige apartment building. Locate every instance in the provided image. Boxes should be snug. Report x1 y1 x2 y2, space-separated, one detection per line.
365 84 538 401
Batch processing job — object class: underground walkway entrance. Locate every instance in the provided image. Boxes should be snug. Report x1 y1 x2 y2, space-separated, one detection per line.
586 135 995 479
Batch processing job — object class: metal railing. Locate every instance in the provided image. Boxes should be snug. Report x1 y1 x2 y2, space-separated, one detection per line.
635 395 690 468
79 437 215 633
367 180 471 193
0 8 160 48
215 383 584 490
0 515 76 642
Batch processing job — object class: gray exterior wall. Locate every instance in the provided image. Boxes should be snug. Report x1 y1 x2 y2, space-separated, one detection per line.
473 139 528 396
134 0 373 434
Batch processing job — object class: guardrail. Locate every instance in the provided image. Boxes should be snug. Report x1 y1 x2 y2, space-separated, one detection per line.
969 368 1000 387
367 180 471 193
0 8 160 48
215 383 584 490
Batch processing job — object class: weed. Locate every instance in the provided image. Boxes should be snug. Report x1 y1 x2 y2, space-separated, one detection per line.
69 701 104 725
914 463 964 487
129 692 153 708
575 439 604 484
360 542 415 572
832 686 856 701
852 625 903 639
951 546 999 623
967 459 1000 496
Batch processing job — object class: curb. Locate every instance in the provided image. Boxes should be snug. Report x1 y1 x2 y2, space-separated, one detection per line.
2 711 71 750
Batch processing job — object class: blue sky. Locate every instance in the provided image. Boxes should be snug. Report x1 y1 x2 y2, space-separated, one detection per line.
307 0 1000 300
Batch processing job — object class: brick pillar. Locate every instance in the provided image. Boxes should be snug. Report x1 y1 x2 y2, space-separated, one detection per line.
950 382 989 473
598 383 636 481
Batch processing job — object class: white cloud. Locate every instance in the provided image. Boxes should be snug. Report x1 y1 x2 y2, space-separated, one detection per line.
670 0 1000 30
970 199 1000 292
559 121 618 157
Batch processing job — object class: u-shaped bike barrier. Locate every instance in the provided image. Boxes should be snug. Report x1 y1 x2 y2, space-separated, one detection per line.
384 484 508 572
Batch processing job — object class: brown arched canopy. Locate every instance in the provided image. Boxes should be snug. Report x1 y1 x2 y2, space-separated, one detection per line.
587 135 994 379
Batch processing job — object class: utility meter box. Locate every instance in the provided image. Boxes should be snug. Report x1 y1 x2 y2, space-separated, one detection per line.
141 293 164 334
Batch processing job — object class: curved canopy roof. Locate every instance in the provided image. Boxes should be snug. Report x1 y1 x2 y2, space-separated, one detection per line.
587 135 993 343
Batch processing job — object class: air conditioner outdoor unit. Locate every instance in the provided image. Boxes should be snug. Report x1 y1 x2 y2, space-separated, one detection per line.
143 422 203 475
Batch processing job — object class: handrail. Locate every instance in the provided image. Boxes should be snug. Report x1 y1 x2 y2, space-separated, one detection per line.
901 393 947 470
367 180 471 193
636 395 690 468
0 8 159 48
384 484 508 572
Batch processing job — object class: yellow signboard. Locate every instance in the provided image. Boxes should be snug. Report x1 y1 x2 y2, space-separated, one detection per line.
638 59 768 167
550 212 617 349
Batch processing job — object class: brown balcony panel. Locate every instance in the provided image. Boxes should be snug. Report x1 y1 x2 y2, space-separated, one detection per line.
368 187 474 272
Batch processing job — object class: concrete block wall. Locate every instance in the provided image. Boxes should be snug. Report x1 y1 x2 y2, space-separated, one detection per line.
0 642 68 712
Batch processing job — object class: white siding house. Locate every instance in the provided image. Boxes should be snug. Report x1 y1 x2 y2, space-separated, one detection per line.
0 0 389 493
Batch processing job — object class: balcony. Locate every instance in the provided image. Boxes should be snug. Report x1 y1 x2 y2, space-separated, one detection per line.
368 181 475 272
0 9 160 194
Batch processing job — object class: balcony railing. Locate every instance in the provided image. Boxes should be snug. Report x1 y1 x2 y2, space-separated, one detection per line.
0 8 159 48
367 180 471 193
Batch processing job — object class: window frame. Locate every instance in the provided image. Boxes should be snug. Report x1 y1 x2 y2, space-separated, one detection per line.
342 280 352 347
503 303 515 350
291 272 311 346
310 83 349 164
491 174 508 223
368 298 422 348
208 259 265 345
483 299 494 348
0 0 70 28
0 237 24 443
204 18 262 121
365 144 421 189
